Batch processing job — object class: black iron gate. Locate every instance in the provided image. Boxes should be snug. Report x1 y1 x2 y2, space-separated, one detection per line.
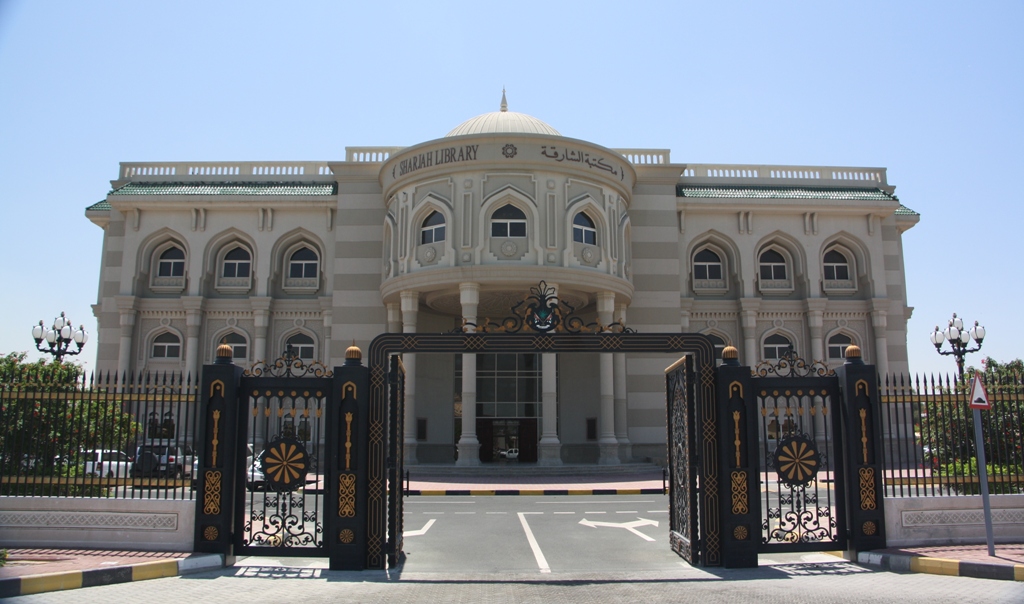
386 356 405 567
715 347 887 567
752 368 846 552
666 355 699 564
233 357 332 556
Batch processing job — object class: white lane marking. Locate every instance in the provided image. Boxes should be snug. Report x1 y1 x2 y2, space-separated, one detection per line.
535 500 655 505
616 511 639 514
553 511 575 514
454 511 476 515
585 511 607 514
405 500 476 504
403 518 436 537
518 512 551 574
579 517 660 541
486 511 507 515
646 510 669 514
418 512 445 514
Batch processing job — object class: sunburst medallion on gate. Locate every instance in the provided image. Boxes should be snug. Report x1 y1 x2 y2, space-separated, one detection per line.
260 437 310 491
772 434 821 488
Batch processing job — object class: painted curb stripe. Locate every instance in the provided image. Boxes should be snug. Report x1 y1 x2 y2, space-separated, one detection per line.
406 488 665 496
1015 565 1024 581
82 566 133 587
909 557 960 576
959 561 1016 581
20 570 83 595
131 560 180 581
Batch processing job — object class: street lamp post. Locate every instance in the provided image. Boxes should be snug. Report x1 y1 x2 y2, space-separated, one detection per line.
929 312 985 380
31 312 88 363
929 312 994 556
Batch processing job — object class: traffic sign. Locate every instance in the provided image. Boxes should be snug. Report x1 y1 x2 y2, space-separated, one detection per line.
969 373 990 410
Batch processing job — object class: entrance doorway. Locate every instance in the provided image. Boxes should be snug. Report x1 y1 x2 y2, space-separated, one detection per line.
477 418 538 463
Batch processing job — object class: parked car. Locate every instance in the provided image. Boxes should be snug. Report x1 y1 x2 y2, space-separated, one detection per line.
83 449 131 478
132 442 194 479
505 448 519 461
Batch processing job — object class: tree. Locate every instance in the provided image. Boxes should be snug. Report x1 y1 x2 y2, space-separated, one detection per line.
0 352 139 495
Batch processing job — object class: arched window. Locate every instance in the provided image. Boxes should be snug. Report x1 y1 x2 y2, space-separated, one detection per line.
222 332 248 361
828 333 853 360
823 249 850 281
286 333 315 360
759 249 787 280
763 333 793 360
157 247 185 277
572 212 597 245
693 249 723 280
222 247 251 278
490 204 527 238
288 247 319 279
420 211 446 244
152 332 181 358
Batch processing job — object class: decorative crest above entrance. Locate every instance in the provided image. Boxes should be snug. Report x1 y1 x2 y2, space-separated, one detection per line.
753 348 833 378
457 280 634 334
244 346 333 378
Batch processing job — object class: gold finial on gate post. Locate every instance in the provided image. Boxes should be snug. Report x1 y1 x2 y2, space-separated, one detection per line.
722 345 740 366
345 339 363 366
215 339 234 365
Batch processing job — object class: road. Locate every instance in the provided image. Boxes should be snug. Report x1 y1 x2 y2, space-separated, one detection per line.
8 495 1023 603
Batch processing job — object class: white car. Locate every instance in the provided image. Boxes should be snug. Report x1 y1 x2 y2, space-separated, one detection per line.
83 449 131 478
505 448 519 461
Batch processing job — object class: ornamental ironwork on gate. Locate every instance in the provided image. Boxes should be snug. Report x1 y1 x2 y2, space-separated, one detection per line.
233 351 333 556
666 355 699 564
714 346 887 567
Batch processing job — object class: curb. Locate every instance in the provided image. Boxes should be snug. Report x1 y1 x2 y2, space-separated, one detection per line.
0 553 224 598
857 551 1024 582
408 488 667 496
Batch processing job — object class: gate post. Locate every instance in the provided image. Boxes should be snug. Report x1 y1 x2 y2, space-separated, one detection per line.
193 345 244 560
835 345 886 552
325 345 370 570
715 347 760 568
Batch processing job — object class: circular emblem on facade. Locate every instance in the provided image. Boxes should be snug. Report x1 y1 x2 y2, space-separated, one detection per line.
423 247 437 262
773 319 785 328
500 241 518 257
502 143 518 158
862 521 877 536
339 529 355 544
203 525 219 541
772 434 821 488
733 525 749 541
581 247 596 263
260 437 310 491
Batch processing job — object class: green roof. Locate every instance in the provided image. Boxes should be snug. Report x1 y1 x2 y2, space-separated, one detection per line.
109 182 337 196
895 204 919 216
86 199 110 211
676 186 898 202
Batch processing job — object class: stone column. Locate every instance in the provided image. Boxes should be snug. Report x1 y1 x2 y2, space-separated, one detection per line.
871 299 890 377
614 303 631 461
251 297 271 363
538 352 561 465
387 302 401 334
806 298 826 362
740 298 761 367
457 282 481 466
182 296 204 382
115 295 137 381
597 291 619 465
401 290 419 465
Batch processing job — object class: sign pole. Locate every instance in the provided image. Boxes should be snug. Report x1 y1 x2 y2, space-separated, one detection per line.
969 373 995 557
972 409 995 557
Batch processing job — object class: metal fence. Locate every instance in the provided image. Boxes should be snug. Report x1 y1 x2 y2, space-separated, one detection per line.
0 367 198 500
880 373 1024 497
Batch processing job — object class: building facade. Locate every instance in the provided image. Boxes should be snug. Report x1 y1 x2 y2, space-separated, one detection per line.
86 97 918 465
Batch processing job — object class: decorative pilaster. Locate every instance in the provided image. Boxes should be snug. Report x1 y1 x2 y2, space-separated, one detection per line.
806 298 826 362
739 298 761 366
182 296 204 381
870 299 889 377
115 295 137 380
597 291 619 465
251 297 271 363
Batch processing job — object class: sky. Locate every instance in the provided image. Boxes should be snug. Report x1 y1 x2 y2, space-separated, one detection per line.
0 1 1021 377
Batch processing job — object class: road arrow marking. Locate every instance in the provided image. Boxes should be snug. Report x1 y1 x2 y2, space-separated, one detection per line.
403 518 436 537
579 517 659 541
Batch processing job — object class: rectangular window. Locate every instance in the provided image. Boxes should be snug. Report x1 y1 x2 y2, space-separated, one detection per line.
760 265 773 280
416 418 428 441
509 222 527 237
586 418 598 441
492 223 509 237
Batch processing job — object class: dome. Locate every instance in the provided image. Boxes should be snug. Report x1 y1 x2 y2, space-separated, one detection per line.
446 91 560 137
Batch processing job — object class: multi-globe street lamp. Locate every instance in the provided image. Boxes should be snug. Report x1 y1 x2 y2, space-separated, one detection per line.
929 312 985 380
31 312 88 363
